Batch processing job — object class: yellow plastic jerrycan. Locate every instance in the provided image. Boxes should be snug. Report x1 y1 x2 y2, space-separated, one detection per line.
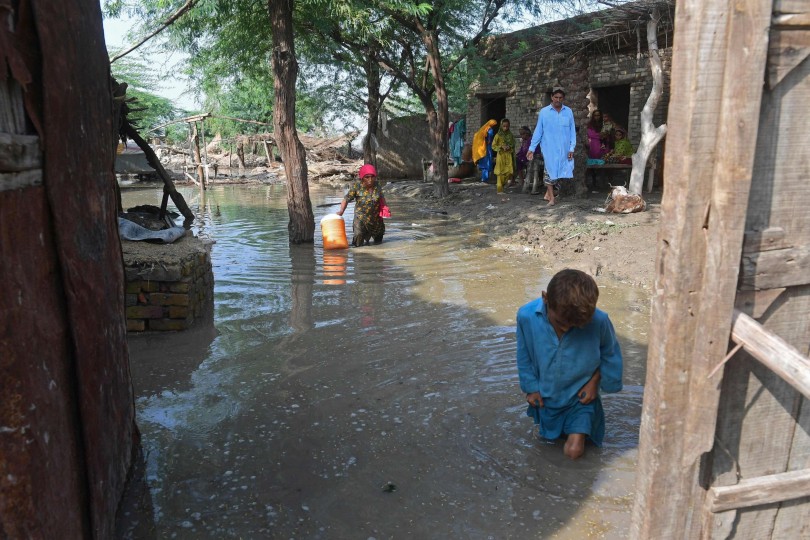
320 213 349 250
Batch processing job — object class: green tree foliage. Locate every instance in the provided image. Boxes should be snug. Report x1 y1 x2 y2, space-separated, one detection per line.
105 0 334 139
108 52 189 142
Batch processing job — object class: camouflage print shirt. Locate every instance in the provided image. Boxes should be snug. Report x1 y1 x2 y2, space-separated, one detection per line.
344 181 384 228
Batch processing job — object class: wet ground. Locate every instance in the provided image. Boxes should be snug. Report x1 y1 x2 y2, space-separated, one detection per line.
120 183 650 539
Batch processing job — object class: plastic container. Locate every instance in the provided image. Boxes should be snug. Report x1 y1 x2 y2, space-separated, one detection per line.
320 213 349 250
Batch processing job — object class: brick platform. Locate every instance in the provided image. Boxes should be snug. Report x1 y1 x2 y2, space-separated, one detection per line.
122 235 214 332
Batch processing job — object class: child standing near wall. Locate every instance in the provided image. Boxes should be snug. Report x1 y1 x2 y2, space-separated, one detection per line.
491 118 515 194
514 126 532 187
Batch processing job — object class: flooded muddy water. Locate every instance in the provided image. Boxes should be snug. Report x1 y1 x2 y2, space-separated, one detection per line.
121 184 650 539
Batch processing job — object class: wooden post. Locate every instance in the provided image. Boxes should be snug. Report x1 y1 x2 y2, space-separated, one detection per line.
630 0 773 537
199 119 208 190
263 140 273 167
124 122 195 223
191 122 204 185
236 137 246 177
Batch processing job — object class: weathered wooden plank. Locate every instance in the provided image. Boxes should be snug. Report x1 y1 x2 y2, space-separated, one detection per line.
0 169 42 191
730 310 810 400
734 288 785 319
773 13 810 25
0 133 42 171
0 78 27 134
742 227 788 253
711 35 810 534
630 0 773 537
709 469 810 512
741 247 810 290
773 353 810 537
774 0 809 15
768 27 810 89
711 292 810 538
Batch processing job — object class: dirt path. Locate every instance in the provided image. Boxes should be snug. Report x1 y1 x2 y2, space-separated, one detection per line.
384 179 661 289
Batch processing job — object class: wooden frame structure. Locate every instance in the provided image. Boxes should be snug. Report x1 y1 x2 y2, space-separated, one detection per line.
631 0 810 537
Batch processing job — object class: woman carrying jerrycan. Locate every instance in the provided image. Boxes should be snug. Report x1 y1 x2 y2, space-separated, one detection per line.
337 164 390 247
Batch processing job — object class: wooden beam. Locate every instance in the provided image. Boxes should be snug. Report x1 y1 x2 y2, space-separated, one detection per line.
0 169 42 191
124 122 195 222
0 133 41 171
734 288 786 319
740 246 810 290
742 227 789 253
730 310 810 401
630 0 773 536
708 469 810 513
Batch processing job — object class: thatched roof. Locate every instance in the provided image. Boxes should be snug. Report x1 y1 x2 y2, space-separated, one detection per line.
483 0 675 61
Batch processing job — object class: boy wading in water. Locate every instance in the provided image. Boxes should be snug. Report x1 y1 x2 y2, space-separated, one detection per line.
516 269 623 459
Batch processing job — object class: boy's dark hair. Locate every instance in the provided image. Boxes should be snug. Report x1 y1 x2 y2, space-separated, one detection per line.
545 269 598 327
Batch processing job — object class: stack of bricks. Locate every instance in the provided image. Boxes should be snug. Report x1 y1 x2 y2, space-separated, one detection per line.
123 238 214 332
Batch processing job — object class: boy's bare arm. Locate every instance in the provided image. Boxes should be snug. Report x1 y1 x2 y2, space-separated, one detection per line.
578 369 601 404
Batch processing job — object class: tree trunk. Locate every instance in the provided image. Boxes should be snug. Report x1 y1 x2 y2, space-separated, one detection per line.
1 1 137 535
629 8 668 195
363 54 381 167
268 0 314 244
423 30 449 198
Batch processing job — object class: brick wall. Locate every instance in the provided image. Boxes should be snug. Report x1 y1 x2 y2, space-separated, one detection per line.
466 28 672 189
123 238 214 331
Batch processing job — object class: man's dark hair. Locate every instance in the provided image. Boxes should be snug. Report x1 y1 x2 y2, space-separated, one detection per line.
545 269 598 327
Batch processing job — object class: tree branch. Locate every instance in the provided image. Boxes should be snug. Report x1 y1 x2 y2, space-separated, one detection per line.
110 0 199 64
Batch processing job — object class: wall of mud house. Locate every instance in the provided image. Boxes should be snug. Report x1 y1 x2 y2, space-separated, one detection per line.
466 31 671 188
376 112 463 180
123 241 214 331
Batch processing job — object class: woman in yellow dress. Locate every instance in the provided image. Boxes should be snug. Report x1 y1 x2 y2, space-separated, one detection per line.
472 119 498 183
491 118 516 193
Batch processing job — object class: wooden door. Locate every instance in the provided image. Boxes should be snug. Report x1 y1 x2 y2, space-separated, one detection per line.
631 0 810 538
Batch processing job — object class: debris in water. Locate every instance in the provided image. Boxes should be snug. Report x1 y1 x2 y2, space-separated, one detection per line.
381 482 397 493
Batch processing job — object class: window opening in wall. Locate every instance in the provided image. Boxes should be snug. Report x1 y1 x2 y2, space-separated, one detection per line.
480 95 506 125
591 85 631 134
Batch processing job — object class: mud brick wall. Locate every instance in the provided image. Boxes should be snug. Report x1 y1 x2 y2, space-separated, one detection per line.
122 237 214 332
376 112 464 179
588 48 673 148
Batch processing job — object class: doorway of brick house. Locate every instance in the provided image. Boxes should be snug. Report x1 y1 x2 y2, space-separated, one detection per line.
480 95 506 125
592 84 631 133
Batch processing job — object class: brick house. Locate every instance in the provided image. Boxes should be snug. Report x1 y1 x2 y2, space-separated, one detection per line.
466 0 674 190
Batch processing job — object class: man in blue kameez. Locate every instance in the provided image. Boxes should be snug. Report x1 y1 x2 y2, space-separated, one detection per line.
516 269 623 459
527 87 577 206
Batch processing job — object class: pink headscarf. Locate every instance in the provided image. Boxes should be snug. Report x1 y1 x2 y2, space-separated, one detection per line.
358 164 377 178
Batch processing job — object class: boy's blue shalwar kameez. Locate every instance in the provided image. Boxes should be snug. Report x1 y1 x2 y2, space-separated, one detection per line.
516 298 623 446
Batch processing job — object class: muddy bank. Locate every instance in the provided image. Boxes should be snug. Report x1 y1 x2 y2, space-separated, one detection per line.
384 179 661 289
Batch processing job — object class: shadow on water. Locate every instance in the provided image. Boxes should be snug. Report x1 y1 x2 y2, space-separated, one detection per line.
120 184 650 539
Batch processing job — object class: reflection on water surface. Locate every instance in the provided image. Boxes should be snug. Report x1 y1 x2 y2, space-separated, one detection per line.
122 184 649 539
